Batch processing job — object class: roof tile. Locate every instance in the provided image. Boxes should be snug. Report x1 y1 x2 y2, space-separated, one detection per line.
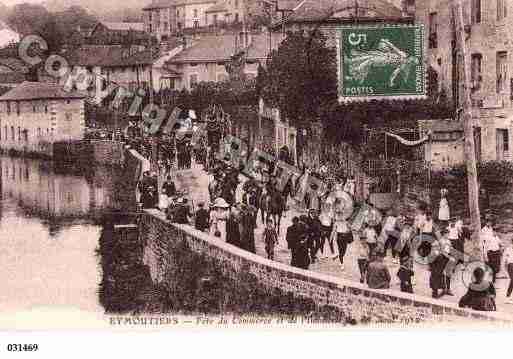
0 81 87 101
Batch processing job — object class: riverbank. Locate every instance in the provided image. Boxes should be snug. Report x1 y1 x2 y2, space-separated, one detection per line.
0 139 126 167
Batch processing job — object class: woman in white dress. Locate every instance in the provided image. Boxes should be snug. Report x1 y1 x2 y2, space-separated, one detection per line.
438 188 450 227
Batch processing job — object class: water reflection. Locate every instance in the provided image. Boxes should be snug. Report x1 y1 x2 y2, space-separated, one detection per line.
0 155 135 234
0 155 136 320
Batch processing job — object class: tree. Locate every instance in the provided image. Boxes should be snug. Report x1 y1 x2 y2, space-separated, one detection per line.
7 3 51 35
261 30 338 131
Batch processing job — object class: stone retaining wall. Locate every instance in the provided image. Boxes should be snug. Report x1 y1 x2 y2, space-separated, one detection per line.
53 140 125 166
139 210 513 324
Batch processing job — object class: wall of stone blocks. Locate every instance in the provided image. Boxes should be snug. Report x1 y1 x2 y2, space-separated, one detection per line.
139 209 512 324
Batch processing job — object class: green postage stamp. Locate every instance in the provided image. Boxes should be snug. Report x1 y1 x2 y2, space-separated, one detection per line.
338 24 426 102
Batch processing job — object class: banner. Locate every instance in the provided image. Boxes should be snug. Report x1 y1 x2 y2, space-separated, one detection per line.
385 131 430 146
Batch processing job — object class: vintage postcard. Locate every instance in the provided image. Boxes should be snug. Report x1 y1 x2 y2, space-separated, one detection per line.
1 0 513 346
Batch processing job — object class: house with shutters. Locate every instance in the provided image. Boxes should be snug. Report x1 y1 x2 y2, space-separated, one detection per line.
0 82 87 155
416 0 513 162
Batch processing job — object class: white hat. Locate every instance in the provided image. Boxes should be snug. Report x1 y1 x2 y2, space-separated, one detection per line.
213 197 229 208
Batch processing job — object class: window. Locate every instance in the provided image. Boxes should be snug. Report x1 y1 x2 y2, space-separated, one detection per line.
38 127 41 137
429 12 438 49
498 0 507 20
163 21 168 30
213 14 218 26
190 74 198 88
497 51 508 93
66 99 70 104
44 103 48 113
15 101 20 116
32 104 36 113
472 0 481 24
497 129 509 160
194 9 198 18
471 53 482 89
23 129 28 142
17 127 21 141
65 113 72 121
4 126 7 140
11 126 14 140
235 0 239 8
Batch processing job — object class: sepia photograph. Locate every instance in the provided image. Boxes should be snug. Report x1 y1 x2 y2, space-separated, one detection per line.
1 0 513 353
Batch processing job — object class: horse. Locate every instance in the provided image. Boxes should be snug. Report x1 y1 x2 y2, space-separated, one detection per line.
208 176 221 203
262 187 286 233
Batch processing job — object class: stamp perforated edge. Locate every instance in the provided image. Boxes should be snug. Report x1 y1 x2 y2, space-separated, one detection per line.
336 23 427 103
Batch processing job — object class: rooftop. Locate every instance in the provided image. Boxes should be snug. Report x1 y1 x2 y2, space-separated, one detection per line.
0 58 30 74
274 0 404 26
143 0 175 10
98 22 145 32
419 119 463 133
0 81 87 101
65 46 154 68
166 33 284 64
205 1 229 13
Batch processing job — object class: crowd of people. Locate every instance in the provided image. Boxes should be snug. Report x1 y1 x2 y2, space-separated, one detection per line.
127 117 513 314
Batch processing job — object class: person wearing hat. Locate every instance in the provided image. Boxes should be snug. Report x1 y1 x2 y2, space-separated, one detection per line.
481 219 503 284
306 208 322 263
459 267 496 311
172 197 191 224
141 184 158 209
240 202 257 253
366 253 391 289
332 212 353 271
382 209 399 262
160 175 177 210
210 197 230 239
225 204 241 248
195 201 210 232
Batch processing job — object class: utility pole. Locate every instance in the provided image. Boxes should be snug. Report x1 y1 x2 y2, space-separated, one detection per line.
453 0 482 259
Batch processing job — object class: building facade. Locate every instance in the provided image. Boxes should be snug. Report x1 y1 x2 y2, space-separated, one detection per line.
416 0 513 162
0 82 86 155
143 0 266 41
165 32 283 90
87 22 147 46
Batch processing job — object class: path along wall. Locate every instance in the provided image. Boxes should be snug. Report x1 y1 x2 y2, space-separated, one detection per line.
139 210 513 325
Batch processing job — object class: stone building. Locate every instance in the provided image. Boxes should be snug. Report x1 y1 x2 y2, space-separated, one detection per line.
0 82 86 155
271 0 414 47
65 45 154 92
87 22 147 46
142 0 268 42
0 58 30 88
419 119 465 169
416 0 513 162
164 31 283 90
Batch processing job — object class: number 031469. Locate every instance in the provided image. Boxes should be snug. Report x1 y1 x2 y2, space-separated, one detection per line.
7 344 39 352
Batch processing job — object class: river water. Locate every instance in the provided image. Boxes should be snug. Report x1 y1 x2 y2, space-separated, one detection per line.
0 155 135 329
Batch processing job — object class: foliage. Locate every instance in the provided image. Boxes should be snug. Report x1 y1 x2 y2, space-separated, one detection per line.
261 30 338 131
261 31 454 147
6 4 97 53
